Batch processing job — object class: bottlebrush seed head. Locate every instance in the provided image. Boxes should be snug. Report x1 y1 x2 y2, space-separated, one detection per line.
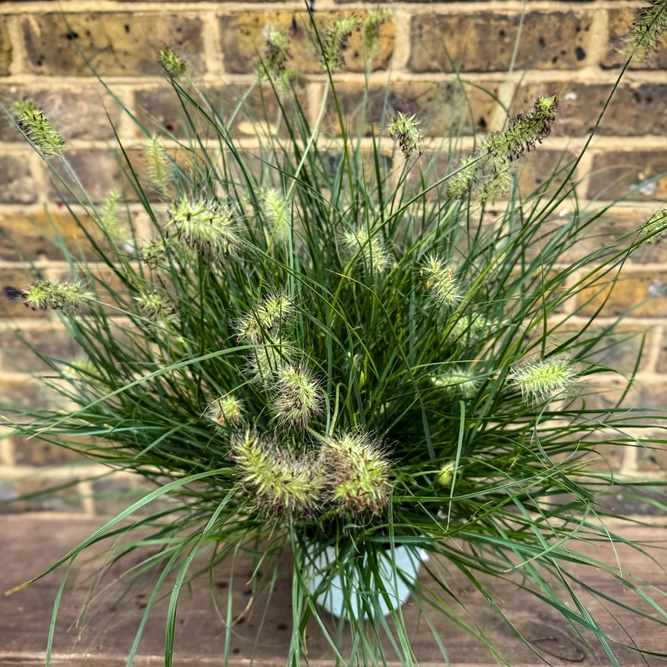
431 368 480 399
262 189 290 243
362 9 392 60
450 314 488 343
230 430 326 516
167 195 241 259
146 136 171 193
273 365 324 428
20 280 90 312
436 461 456 487
387 112 423 161
259 27 290 84
140 239 168 269
322 16 360 72
422 255 463 310
343 227 391 274
631 0 667 60
159 47 187 79
14 99 65 157
322 431 392 515
642 208 667 243
446 157 476 200
134 291 178 327
510 355 577 402
237 292 295 345
206 394 243 429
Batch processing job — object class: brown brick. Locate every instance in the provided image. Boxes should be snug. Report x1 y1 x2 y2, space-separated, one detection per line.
636 443 667 473
0 267 49 319
220 11 394 75
516 149 578 197
21 13 204 77
587 151 667 201
0 325 82 373
409 12 594 73
0 155 36 204
514 82 667 137
324 81 500 137
0 86 121 142
1 475 85 514
11 436 85 466
92 476 155 516
0 376 63 416
0 210 101 262
0 17 11 77
604 9 667 70
576 271 667 318
596 486 666 516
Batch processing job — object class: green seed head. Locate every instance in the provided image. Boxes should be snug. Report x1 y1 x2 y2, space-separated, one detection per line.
159 47 187 79
322 16 361 72
362 9 392 60
344 227 392 274
134 291 177 328
432 368 480 400
258 28 290 84
511 355 577 402
629 0 667 60
237 292 294 345
14 100 65 157
206 393 244 429
642 208 667 243
262 189 290 243
22 280 89 312
436 461 456 487
422 255 463 310
146 136 171 193
140 239 168 269
273 365 324 428
447 157 476 200
387 112 423 161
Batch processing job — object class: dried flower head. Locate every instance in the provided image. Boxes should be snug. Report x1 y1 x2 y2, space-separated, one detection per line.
484 96 559 163
262 189 289 243
447 157 476 200
231 430 326 516
510 355 577 402
167 195 241 258
642 208 667 243
19 280 90 312
259 27 290 83
140 239 168 269
422 255 463 310
206 394 243 429
159 47 186 79
134 291 178 328
436 461 457 487
322 16 360 72
237 292 295 345
362 9 392 60
14 100 65 157
323 431 392 515
273 365 323 428
630 0 667 60
146 136 171 193
431 368 480 400
343 227 392 273
387 113 423 161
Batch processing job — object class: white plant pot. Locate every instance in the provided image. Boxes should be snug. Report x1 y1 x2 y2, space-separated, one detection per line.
305 545 425 619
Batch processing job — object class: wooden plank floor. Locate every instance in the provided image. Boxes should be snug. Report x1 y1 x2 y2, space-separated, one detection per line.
1 515 666 666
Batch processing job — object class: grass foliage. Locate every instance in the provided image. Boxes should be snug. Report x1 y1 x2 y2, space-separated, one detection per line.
3 8 667 666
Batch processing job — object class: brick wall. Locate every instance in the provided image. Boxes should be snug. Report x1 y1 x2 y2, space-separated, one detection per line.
0 0 666 516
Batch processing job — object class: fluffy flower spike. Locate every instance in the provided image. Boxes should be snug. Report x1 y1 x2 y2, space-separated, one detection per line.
451 314 488 343
323 431 392 515
422 255 463 310
630 0 667 60
362 9 392 60
259 27 290 83
262 189 290 243
273 365 323 428
477 159 512 204
642 208 667 243
100 190 130 245
485 96 559 164
248 343 295 386
387 112 423 161
140 239 168 268
134 291 178 328
167 196 241 258
436 461 456 487
447 157 476 200
206 394 243 429
322 16 360 72
238 292 295 345
231 431 326 516
511 355 577 402
19 280 89 312
146 136 171 193
431 368 480 400
160 47 187 79
14 100 65 157
344 227 391 273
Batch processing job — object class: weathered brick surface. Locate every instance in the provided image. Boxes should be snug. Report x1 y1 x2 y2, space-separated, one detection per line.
11 436 85 466
587 151 667 201
409 12 594 73
0 325 82 373
0 155 36 204
0 86 122 142
220 11 395 74
21 13 204 77
0 18 11 77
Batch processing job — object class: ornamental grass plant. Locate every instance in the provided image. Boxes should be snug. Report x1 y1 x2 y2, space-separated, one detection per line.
3 3 667 665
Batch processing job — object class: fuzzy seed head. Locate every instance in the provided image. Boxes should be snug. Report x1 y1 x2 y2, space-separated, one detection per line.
343 227 392 273
511 355 577 402
167 195 241 258
422 255 463 309
159 47 187 79
642 208 667 243
248 343 295 385
432 368 480 399
259 28 290 84
447 157 476 200
322 16 360 72
436 461 456 487
146 136 171 193
362 9 392 60
322 432 392 515
484 96 559 164
134 291 177 327
630 0 667 60
450 314 488 343
477 159 512 204
387 112 423 161
22 280 89 312
238 292 294 345
140 239 168 269
100 189 129 245
262 189 290 243
231 431 326 516
206 393 243 429
14 100 65 157
273 365 323 428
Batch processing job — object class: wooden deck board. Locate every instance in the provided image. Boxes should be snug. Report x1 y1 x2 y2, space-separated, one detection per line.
1 515 666 666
